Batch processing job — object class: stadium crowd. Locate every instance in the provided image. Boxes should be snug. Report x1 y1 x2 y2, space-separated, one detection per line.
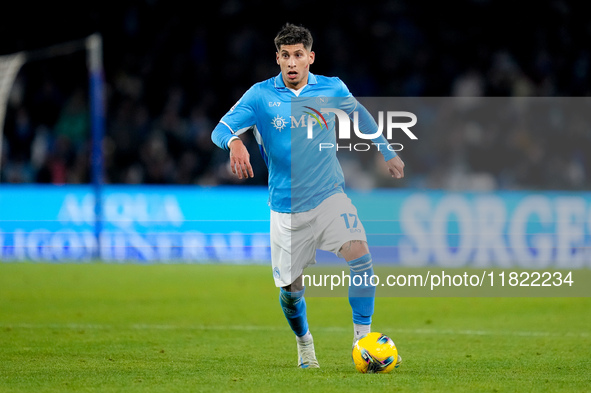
1 0 589 190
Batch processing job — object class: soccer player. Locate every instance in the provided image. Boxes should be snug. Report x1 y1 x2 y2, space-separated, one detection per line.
211 23 405 369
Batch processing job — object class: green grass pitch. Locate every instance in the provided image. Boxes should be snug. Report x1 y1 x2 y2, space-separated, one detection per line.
1 263 590 392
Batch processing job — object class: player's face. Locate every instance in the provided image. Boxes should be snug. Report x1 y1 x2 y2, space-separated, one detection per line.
276 44 315 90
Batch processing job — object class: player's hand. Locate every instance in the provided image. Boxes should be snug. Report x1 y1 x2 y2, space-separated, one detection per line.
229 138 254 179
386 155 405 179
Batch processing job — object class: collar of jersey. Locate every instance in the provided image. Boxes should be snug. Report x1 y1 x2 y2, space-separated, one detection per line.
273 72 318 90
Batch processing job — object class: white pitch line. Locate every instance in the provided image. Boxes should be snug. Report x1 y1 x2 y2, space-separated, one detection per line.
1 323 588 338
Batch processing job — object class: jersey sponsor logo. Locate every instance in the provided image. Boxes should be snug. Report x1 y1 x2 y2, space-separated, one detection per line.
268 101 281 107
271 115 287 131
291 114 307 128
289 113 327 129
303 106 328 130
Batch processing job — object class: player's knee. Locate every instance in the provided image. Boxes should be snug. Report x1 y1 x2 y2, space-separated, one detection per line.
340 240 370 261
282 275 304 292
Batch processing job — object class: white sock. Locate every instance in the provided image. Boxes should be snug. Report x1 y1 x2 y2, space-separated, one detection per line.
296 330 313 343
354 323 371 341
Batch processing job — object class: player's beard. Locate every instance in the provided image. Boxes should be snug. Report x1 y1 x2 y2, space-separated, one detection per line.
285 70 307 89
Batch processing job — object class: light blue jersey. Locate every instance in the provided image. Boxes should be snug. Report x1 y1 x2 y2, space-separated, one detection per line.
211 72 396 213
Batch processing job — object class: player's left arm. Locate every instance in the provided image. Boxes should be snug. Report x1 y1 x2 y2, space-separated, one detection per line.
348 96 405 179
335 78 405 179
385 155 405 179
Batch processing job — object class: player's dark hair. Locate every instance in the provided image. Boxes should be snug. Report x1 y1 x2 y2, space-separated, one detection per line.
274 23 313 51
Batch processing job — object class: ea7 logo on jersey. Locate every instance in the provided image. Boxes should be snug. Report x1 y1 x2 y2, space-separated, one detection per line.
268 102 281 107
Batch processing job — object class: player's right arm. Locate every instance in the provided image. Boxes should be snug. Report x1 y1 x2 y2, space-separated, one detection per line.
211 86 259 179
228 138 254 179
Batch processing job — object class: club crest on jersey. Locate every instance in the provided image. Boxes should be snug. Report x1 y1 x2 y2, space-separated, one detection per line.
271 115 287 131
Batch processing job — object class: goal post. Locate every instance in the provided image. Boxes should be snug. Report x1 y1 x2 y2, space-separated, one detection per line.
86 34 106 259
0 34 106 259
0 52 26 177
